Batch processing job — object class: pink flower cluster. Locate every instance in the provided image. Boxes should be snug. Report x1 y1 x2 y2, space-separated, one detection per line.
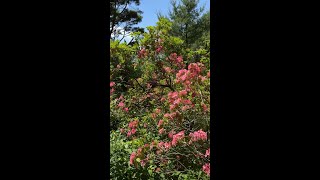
157 119 164 127
129 152 136 165
157 141 171 152
163 66 173 73
138 48 147 59
110 82 115 95
188 63 201 77
129 145 150 167
150 141 156 150
158 128 165 134
167 90 193 112
172 131 185 146
202 103 208 112
164 112 179 120
189 129 208 143
155 108 161 114
205 148 210 157
117 95 129 112
175 63 205 88
168 130 175 139
127 120 139 137
168 53 184 69
202 163 210 176
156 46 163 53
129 120 139 129
127 129 136 137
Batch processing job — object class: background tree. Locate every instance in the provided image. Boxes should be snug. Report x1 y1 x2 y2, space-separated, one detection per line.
110 0 144 41
169 0 204 48
192 11 210 49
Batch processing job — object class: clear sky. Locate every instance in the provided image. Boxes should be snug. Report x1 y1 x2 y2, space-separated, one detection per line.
137 0 210 28
120 0 210 42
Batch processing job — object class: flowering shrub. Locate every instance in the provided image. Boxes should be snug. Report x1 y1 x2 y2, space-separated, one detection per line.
110 18 210 179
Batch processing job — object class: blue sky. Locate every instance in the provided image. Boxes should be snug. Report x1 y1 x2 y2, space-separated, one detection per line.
137 0 210 28
120 0 210 42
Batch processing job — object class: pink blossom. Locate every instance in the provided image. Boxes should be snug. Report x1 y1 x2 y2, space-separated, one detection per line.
124 107 129 112
189 129 208 142
205 148 210 157
158 141 164 149
176 56 183 63
207 71 210 78
157 120 164 127
164 142 171 150
185 80 191 86
128 120 139 129
188 63 201 75
182 99 192 105
117 64 121 69
150 141 156 150
120 128 124 133
182 105 190 111
173 98 181 105
164 67 172 73
138 48 147 59
155 108 161 114
137 147 143 156
202 163 210 176
144 123 147 128
169 53 177 61
172 92 179 99
164 112 176 120
110 88 115 95
168 131 175 139
172 131 185 146
168 91 178 100
202 103 208 111
159 128 165 134
156 46 163 53
151 113 156 119
140 159 147 167
179 90 188 97
169 104 177 111
110 82 115 87
200 75 207 82
131 128 137 135
155 167 161 172
127 131 132 137
129 152 136 165
118 102 125 108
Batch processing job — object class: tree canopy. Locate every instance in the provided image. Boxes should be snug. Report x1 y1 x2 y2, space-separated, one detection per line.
110 0 144 41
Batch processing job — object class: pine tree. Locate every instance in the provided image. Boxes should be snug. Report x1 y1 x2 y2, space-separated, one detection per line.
168 0 207 48
110 0 144 41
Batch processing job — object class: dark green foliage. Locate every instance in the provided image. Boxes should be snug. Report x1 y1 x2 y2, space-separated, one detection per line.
110 0 144 40
168 0 209 49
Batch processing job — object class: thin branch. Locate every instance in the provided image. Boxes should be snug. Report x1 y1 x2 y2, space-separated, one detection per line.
134 78 145 91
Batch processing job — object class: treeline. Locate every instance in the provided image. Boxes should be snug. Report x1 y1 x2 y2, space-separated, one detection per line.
110 0 210 50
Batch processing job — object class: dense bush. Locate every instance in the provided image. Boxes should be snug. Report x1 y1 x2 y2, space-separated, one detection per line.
110 18 210 179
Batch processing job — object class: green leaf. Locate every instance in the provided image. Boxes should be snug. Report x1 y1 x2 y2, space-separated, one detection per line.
148 169 153 176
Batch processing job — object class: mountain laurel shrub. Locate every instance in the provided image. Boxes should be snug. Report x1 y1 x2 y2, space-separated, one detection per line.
110 18 210 180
